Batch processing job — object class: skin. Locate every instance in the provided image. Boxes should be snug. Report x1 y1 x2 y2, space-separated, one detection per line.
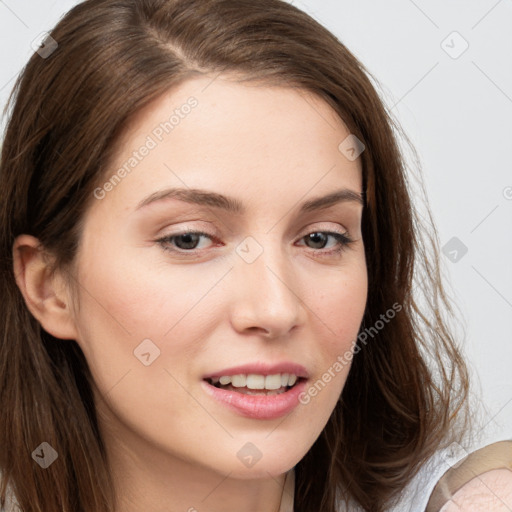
13 75 368 512
441 469 512 511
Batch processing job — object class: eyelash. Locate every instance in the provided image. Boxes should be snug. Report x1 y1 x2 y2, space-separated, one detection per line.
156 229 355 258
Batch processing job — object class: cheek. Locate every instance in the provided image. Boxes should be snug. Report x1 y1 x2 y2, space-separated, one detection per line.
71 242 232 388
69 251 228 445
294 260 367 408
309 263 368 354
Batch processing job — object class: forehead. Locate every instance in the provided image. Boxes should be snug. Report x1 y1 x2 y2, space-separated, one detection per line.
96 74 363 216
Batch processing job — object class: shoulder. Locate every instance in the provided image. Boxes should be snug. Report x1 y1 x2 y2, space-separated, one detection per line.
440 468 512 511
427 440 512 512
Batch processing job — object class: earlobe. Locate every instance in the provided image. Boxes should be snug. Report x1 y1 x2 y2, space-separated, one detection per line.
12 234 78 340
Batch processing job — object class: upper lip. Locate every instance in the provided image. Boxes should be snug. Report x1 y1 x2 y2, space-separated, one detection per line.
203 362 309 380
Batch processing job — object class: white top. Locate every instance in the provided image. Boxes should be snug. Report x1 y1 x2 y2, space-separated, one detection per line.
278 428 512 511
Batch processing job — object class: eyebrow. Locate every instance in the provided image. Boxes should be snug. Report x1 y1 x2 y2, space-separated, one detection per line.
135 187 364 214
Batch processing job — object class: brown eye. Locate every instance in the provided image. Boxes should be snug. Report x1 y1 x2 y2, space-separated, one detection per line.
304 232 329 249
157 231 216 253
172 233 203 250
299 231 354 256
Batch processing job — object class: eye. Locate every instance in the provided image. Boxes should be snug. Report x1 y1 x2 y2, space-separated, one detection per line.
297 231 355 256
157 230 216 253
156 229 355 257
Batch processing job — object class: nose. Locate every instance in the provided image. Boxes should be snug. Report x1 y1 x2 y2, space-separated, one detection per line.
229 243 307 339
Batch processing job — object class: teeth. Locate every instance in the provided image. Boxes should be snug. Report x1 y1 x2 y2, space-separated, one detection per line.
208 373 300 390
231 374 246 387
246 374 265 389
265 374 282 390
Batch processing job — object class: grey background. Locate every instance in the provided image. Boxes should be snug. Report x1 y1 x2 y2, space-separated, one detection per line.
1 0 511 446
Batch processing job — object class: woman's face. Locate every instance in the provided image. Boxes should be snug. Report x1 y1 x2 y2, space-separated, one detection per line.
68 75 367 479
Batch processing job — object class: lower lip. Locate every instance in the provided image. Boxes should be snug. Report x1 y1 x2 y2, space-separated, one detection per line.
201 379 307 420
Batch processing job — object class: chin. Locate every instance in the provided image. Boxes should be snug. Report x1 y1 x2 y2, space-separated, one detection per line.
226 460 298 480
205 439 308 480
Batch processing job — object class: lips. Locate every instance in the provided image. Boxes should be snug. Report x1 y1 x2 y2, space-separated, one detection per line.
201 362 309 419
201 378 307 419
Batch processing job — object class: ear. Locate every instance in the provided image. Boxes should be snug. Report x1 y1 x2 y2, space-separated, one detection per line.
12 234 78 340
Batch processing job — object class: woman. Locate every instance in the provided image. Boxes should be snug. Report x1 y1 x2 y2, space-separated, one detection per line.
0 0 509 511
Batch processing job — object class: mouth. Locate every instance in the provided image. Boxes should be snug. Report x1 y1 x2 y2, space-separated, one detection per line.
201 366 309 419
204 373 306 396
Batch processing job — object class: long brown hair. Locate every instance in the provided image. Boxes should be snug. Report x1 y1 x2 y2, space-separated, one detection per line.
0 0 470 510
